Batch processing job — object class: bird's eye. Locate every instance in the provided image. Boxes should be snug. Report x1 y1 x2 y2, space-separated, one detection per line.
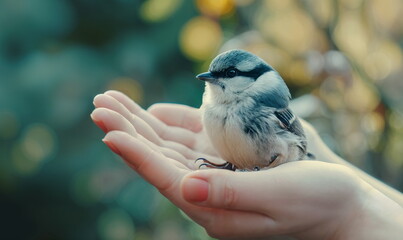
226 68 238 78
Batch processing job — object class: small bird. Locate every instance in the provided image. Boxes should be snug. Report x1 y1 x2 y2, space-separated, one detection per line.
196 49 312 171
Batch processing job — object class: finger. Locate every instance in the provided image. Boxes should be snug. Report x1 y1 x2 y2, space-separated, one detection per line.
104 91 198 150
93 108 193 167
148 103 203 133
91 108 137 135
103 131 188 191
104 90 143 115
180 167 297 213
181 161 351 215
195 209 278 240
94 94 162 145
93 95 202 165
99 92 208 161
126 111 205 164
159 188 278 239
157 125 198 150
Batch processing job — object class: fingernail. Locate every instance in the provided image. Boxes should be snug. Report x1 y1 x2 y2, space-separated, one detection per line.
103 139 121 156
96 121 108 132
182 177 209 202
92 118 108 132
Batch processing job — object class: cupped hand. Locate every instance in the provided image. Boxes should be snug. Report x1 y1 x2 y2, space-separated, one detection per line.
90 91 399 240
91 90 283 239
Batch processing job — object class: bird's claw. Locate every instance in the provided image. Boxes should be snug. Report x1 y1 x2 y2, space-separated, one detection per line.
196 158 236 171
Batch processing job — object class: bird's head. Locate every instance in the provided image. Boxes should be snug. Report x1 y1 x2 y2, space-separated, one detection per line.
197 49 291 105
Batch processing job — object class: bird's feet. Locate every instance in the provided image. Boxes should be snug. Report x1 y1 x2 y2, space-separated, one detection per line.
196 158 236 171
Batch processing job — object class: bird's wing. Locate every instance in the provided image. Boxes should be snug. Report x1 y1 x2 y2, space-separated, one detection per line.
275 108 307 153
274 108 296 129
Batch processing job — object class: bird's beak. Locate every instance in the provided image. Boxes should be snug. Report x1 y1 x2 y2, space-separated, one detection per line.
196 72 216 82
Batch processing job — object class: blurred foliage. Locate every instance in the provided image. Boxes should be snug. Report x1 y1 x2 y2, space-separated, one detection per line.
0 0 402 239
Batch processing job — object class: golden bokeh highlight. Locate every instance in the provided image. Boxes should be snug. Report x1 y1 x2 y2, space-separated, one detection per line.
246 43 292 72
258 6 318 55
363 40 402 81
344 74 380 113
342 131 368 159
0 111 19 139
196 0 235 17
97 208 136 240
363 111 384 150
107 77 144 104
12 123 56 175
369 0 402 31
282 60 312 86
363 111 385 134
319 76 347 110
12 144 34 175
180 16 222 61
140 0 182 22
333 11 370 61
305 0 334 27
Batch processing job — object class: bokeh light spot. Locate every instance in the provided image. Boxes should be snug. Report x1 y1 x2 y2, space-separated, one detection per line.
180 16 222 61
98 208 136 240
333 12 369 61
259 7 317 55
343 131 368 158
369 0 402 31
283 60 311 86
107 77 144 105
319 76 346 110
362 112 384 150
12 144 37 175
0 111 19 139
140 0 182 22
12 123 56 175
363 40 402 81
196 0 235 17
21 124 56 163
304 0 333 27
344 74 380 113
362 111 385 133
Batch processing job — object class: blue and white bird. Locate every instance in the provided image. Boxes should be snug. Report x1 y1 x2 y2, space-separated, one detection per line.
196 49 312 171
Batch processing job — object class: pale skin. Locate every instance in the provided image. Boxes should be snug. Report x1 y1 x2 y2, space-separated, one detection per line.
91 90 403 240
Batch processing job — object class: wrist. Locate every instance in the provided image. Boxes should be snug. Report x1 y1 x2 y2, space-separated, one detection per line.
334 179 403 240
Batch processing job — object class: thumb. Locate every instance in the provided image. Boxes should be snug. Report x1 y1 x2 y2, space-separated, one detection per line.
180 169 277 212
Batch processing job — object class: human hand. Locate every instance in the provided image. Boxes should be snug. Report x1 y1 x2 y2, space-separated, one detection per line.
92 90 220 170
91 91 403 240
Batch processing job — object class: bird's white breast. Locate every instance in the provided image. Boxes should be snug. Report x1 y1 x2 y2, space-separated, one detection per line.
201 98 262 169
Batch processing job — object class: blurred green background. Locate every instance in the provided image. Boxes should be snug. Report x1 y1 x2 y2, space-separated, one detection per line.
1 0 402 239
